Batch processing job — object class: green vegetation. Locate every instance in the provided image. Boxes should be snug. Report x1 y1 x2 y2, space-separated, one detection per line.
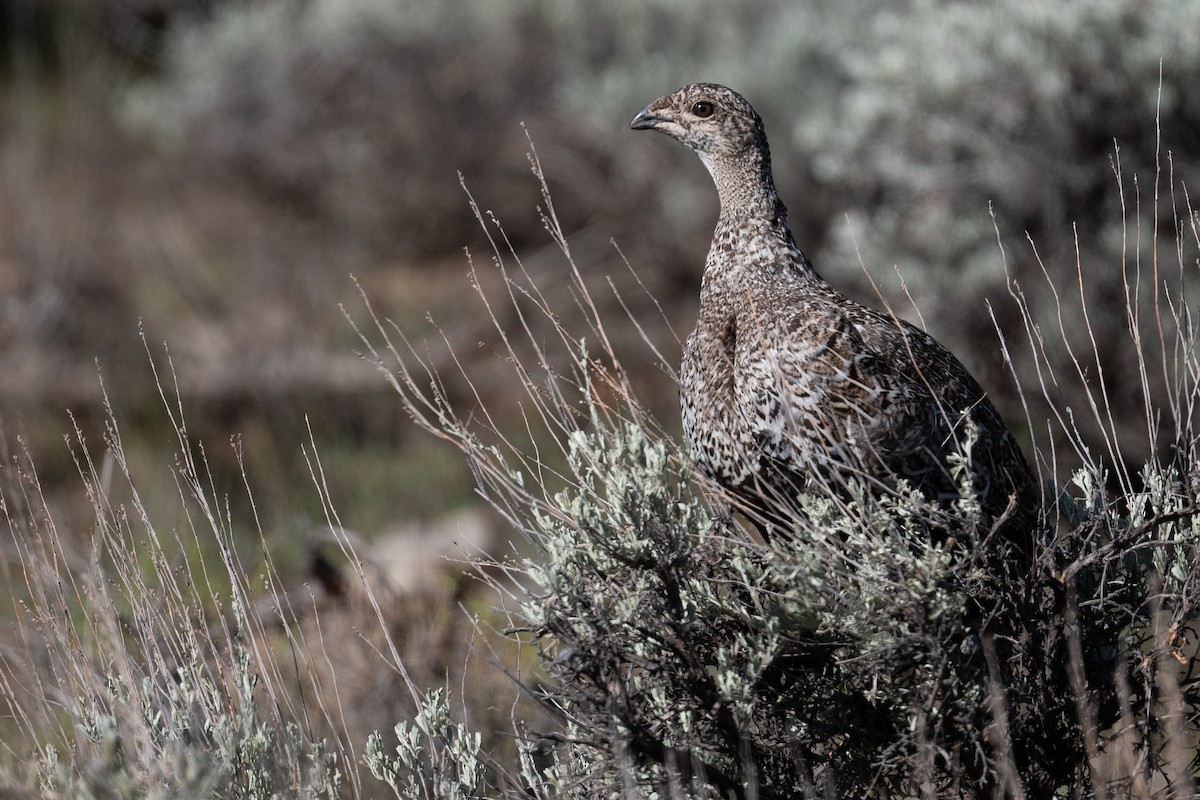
2 0 1200 797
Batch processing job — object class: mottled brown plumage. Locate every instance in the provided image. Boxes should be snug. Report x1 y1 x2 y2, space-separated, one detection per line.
631 83 1039 545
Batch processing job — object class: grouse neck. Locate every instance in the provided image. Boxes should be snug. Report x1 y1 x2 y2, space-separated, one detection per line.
710 164 787 236
708 188 824 285
706 150 794 248
700 133 782 212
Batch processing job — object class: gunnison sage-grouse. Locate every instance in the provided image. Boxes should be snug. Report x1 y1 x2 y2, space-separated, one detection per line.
630 83 1039 552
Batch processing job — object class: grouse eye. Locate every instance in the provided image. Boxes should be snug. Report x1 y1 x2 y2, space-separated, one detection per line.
691 101 715 118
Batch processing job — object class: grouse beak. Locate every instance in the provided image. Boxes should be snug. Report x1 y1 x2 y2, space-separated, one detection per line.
629 106 664 130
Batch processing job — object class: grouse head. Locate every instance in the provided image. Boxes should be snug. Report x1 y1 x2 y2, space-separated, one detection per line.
630 83 768 162
631 83 780 220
